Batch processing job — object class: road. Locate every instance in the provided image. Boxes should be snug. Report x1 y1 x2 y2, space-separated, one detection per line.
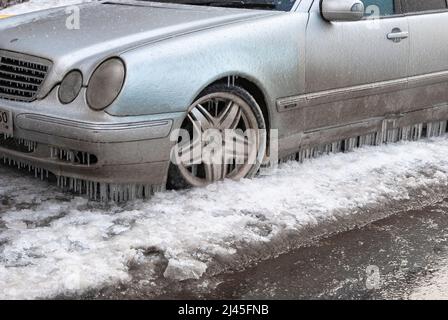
85 195 448 300
198 199 448 300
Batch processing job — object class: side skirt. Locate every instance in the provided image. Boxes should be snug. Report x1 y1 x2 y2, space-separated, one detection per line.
277 104 448 163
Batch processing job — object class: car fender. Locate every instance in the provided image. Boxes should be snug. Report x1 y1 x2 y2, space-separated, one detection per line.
107 12 307 122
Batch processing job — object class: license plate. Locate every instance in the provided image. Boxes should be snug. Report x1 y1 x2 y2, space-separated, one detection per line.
0 108 13 136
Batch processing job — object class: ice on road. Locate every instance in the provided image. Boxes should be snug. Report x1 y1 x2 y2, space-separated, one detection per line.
1 138 448 299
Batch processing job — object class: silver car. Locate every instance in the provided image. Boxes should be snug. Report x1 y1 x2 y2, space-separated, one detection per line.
1 0 448 201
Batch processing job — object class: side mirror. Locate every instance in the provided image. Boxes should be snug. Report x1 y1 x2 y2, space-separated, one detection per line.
320 0 365 22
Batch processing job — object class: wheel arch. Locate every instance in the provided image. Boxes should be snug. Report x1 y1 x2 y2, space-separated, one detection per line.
193 75 272 133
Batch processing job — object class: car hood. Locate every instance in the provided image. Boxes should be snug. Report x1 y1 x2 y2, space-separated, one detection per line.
0 0 275 81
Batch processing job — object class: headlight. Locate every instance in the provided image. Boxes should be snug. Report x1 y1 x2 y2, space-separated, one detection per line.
59 70 83 104
86 58 125 111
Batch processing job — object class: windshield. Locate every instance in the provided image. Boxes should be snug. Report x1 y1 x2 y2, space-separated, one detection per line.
142 0 297 11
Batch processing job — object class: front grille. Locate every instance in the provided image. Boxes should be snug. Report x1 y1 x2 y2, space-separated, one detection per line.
0 133 37 153
0 50 52 102
50 146 98 166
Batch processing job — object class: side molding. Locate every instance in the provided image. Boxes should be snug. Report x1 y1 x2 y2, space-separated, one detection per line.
277 70 448 112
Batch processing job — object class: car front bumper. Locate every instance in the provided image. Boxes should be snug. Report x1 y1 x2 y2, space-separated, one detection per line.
0 91 185 191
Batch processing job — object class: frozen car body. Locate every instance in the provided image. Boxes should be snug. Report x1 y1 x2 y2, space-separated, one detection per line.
0 0 448 200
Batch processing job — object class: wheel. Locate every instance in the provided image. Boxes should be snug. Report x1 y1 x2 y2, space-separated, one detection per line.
167 84 267 189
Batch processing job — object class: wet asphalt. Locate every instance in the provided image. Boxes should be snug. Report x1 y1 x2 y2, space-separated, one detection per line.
151 199 448 300
203 201 448 300
85 196 448 300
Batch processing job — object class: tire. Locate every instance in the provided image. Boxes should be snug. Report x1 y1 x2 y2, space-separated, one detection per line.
167 84 267 189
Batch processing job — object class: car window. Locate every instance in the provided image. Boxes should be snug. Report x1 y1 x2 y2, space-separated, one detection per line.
361 0 395 16
144 0 297 11
404 0 448 13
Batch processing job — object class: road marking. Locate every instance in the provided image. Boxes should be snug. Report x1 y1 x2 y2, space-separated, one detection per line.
0 14 12 19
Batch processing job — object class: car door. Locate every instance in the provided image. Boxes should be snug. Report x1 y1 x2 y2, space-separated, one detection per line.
403 0 448 112
303 0 409 131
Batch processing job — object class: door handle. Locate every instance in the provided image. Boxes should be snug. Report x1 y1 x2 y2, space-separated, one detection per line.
387 29 409 43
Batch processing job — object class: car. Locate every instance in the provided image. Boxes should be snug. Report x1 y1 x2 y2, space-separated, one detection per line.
1 0 448 201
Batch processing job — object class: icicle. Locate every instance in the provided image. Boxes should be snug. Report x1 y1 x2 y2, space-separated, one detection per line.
4 116 447 203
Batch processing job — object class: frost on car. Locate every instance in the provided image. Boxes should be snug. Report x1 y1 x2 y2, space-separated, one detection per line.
0 0 448 202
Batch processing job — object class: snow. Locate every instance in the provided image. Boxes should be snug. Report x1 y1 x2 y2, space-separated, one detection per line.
2 138 448 299
1 0 94 15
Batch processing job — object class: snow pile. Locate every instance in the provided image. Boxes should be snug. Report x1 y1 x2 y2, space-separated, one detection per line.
1 138 448 299
0 0 93 14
